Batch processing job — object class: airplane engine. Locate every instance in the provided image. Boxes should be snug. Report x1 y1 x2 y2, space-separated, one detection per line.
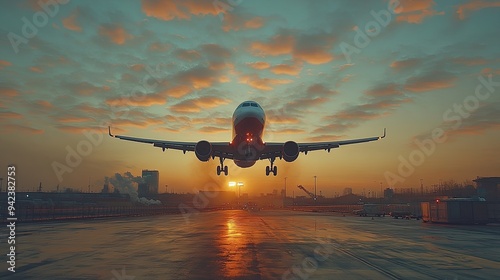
195 140 212 162
282 141 299 162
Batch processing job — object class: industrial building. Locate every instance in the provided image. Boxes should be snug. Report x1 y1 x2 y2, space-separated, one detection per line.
142 170 159 195
474 176 500 201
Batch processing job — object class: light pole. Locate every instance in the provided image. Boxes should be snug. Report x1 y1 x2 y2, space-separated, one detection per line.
0 178 3 192
284 177 287 198
314 176 317 201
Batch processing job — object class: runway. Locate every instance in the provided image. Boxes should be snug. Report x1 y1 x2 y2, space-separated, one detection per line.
3 210 500 279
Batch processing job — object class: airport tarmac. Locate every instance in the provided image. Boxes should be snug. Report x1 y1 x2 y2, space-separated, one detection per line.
2 210 500 279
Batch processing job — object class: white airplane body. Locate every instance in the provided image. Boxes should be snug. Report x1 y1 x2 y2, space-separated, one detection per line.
109 101 385 176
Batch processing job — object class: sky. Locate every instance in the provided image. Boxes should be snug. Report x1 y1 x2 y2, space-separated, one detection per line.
0 0 499 196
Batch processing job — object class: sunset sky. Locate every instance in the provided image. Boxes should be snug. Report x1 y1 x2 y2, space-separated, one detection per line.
1 0 499 196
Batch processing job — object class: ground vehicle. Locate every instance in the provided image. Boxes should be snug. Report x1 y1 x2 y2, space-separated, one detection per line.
390 211 411 219
356 204 386 217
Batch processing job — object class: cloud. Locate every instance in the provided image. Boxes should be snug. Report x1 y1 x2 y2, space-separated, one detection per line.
3 124 43 134
222 13 265 32
306 84 337 97
65 82 110 96
198 126 230 133
99 24 132 45
365 83 402 97
164 85 191 98
315 97 411 134
129 64 145 72
62 9 82 32
141 0 218 21
250 31 334 64
456 0 500 20
270 63 302 76
395 0 444 23
57 125 123 134
0 87 19 97
29 66 43 73
306 134 344 142
250 34 294 56
177 66 220 89
149 42 171 52
106 92 167 107
390 58 421 69
174 49 202 61
247 61 270 70
0 60 12 70
0 111 23 119
404 72 457 93
170 96 230 113
36 100 53 109
239 74 292 90
56 116 94 123
452 57 488 66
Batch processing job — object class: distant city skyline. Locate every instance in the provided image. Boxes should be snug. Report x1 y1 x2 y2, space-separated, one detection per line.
1 0 499 196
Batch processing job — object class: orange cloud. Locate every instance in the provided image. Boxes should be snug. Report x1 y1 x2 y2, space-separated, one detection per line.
306 84 337 97
365 83 402 97
62 10 82 32
149 42 170 52
222 13 264 32
174 49 201 61
198 126 230 133
270 63 302 76
390 58 420 69
57 116 94 123
177 67 219 89
452 57 488 66
3 124 43 134
306 135 344 142
36 100 53 109
67 82 110 96
0 87 19 97
170 96 230 113
293 49 333 65
99 24 132 45
0 111 23 119
239 74 292 90
250 34 294 56
141 0 218 21
164 85 191 98
395 0 444 23
0 60 12 69
57 125 124 134
129 64 145 72
405 73 456 92
247 61 270 70
456 0 500 20
30 66 43 73
106 92 167 107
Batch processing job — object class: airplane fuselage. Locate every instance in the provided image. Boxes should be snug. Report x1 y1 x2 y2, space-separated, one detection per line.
231 101 266 167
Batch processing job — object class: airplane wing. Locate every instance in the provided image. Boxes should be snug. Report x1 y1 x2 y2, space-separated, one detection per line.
259 128 386 160
108 127 234 159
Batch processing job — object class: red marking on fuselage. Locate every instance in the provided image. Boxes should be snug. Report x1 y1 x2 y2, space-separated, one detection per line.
231 116 265 167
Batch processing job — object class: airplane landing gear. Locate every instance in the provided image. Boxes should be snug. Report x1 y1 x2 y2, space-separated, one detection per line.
266 158 278 176
217 157 228 176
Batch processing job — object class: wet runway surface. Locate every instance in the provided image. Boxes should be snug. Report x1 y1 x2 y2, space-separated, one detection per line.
3 210 500 279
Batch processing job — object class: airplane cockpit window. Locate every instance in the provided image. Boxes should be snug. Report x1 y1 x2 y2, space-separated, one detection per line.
242 103 251 107
251 103 258 107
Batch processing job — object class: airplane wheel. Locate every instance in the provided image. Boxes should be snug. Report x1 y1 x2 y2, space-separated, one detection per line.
224 166 228 176
273 166 277 176
265 166 270 176
217 166 221 176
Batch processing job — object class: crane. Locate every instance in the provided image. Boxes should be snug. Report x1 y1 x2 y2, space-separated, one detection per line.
297 185 316 199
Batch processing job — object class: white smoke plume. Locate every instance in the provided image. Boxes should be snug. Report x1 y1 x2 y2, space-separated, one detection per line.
108 172 162 205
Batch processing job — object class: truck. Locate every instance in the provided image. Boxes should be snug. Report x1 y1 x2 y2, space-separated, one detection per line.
356 204 386 217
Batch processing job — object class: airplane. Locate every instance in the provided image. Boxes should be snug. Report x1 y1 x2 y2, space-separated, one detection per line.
108 100 386 176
